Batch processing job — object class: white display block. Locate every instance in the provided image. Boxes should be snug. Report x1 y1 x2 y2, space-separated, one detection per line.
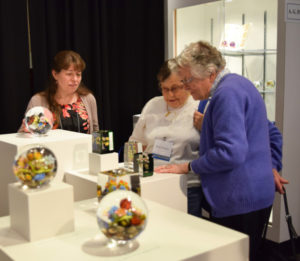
0 198 248 261
8 182 74 242
64 168 187 212
0 129 92 217
88 152 118 174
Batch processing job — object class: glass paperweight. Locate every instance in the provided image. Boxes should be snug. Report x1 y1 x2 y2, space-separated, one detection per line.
25 106 53 136
123 141 142 170
97 168 140 202
92 130 114 154
96 190 148 247
133 152 154 177
13 145 57 188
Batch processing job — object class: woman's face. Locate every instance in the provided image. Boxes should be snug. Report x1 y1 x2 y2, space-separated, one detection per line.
52 64 82 95
178 66 214 101
161 72 190 109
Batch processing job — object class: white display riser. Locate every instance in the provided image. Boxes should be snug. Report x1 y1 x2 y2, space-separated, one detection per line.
0 129 92 217
0 198 249 261
9 182 74 242
88 152 118 174
64 169 187 213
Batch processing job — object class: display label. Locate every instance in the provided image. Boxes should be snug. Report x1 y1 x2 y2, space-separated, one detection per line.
285 0 300 23
152 139 173 161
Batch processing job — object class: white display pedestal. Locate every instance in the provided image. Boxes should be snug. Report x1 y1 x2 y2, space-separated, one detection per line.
0 198 248 260
0 129 92 217
8 182 74 242
64 168 187 212
88 152 118 174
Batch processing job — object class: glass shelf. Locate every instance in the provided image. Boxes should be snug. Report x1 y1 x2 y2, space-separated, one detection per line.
258 89 275 94
221 49 277 56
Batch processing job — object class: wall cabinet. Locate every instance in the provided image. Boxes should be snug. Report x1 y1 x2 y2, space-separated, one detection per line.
174 0 277 121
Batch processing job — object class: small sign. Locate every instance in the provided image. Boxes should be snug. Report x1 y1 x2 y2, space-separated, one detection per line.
152 139 173 161
285 0 300 23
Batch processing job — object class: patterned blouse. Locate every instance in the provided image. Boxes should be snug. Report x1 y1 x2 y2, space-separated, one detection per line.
56 97 90 133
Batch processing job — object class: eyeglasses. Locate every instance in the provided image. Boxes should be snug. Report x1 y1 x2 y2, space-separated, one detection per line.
181 76 194 85
161 85 184 94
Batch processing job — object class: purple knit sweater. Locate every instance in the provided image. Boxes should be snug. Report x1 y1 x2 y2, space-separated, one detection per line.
191 74 275 218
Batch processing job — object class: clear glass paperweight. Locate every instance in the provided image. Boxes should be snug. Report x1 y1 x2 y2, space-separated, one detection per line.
13 145 57 189
25 106 53 136
96 190 147 248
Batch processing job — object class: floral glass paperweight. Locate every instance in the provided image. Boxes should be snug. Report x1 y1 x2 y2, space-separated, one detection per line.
97 168 141 202
13 145 57 189
92 130 114 154
133 152 154 177
96 190 148 248
25 106 53 136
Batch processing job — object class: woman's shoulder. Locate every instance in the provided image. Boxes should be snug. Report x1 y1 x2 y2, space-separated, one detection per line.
142 96 165 113
80 92 96 103
29 93 48 105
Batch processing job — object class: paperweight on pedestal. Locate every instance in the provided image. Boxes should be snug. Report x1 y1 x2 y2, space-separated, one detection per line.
96 190 148 249
8 182 74 241
97 168 141 202
133 153 154 177
92 130 114 154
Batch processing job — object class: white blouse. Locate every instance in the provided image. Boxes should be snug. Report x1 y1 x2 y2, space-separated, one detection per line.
129 96 200 165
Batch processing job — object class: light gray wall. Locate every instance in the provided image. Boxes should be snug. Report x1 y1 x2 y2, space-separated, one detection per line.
268 0 300 243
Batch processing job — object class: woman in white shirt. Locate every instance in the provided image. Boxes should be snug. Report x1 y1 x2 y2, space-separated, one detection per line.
129 59 202 217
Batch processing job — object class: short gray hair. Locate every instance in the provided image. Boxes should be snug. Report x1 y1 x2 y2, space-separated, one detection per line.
177 41 226 78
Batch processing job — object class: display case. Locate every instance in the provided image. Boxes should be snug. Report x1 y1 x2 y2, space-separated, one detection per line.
174 0 277 121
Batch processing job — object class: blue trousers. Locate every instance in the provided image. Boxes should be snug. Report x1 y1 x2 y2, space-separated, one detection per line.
187 186 204 218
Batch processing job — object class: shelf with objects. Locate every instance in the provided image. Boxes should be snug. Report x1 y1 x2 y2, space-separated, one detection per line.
219 11 277 115
174 0 277 122
65 138 187 213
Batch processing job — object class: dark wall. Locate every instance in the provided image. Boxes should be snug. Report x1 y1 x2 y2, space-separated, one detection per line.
0 0 31 133
0 0 164 152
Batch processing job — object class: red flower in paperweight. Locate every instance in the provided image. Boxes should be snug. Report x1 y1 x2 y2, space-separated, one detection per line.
120 198 132 210
25 106 53 136
96 190 148 247
13 145 57 189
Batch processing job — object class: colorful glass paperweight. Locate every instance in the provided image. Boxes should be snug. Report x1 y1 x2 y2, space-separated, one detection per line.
96 190 148 247
92 130 114 154
133 153 154 177
25 106 53 136
97 168 140 202
13 145 57 189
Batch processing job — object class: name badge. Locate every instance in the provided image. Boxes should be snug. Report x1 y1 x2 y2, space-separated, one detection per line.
152 139 173 161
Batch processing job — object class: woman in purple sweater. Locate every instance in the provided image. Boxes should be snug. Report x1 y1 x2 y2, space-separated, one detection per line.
155 41 288 261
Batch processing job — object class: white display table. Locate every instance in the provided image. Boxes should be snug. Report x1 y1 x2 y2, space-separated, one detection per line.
64 169 187 212
0 130 92 216
0 198 249 261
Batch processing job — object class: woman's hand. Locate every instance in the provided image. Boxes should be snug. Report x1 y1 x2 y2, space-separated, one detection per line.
193 111 204 131
155 162 189 174
18 119 30 133
273 168 289 194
